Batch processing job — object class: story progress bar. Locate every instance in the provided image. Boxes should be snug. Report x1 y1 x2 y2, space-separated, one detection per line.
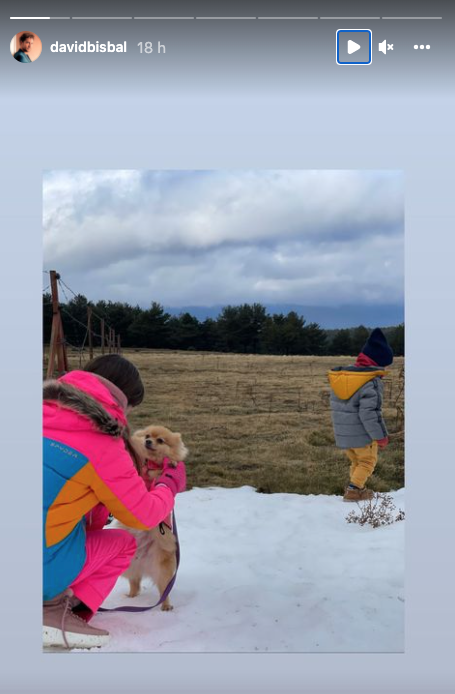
10 16 443 20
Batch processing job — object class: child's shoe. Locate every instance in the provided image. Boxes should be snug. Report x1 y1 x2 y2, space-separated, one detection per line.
343 485 375 502
43 590 110 649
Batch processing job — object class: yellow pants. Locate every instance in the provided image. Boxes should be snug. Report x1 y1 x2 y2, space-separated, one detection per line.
345 441 378 488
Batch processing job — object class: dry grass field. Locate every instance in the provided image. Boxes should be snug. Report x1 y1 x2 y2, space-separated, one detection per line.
53 348 404 496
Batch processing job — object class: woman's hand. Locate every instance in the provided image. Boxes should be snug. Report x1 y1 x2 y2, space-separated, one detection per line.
155 461 187 496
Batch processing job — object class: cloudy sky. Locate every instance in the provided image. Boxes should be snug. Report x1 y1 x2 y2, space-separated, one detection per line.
43 169 404 313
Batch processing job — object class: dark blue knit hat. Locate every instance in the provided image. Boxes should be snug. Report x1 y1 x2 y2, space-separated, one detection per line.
361 328 393 367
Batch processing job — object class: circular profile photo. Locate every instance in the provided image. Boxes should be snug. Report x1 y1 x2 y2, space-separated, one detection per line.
10 31 42 63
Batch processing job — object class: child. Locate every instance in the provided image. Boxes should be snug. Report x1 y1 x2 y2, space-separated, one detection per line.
328 328 393 501
43 354 186 649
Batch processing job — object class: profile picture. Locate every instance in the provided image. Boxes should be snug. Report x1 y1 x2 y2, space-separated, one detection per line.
10 31 42 63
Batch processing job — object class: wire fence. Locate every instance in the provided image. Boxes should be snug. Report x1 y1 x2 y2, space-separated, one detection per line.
43 271 122 375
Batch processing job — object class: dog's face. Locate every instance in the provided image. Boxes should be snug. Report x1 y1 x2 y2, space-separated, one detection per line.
131 425 188 480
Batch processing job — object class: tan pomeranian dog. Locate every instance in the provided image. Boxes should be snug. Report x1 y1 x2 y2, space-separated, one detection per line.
117 425 188 611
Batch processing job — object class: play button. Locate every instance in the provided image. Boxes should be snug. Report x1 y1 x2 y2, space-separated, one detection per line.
347 39 361 54
336 29 372 65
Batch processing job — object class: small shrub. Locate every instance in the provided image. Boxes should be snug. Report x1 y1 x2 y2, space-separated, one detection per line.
346 493 405 529
256 485 272 494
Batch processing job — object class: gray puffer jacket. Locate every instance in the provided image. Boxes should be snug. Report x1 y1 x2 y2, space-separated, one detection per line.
328 366 388 449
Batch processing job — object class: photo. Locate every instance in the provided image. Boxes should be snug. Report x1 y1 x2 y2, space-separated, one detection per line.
10 31 42 63
43 169 405 653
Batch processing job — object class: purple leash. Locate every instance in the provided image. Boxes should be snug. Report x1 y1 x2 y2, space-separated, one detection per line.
98 511 180 613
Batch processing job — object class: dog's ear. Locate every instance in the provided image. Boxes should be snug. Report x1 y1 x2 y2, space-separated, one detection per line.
174 434 189 461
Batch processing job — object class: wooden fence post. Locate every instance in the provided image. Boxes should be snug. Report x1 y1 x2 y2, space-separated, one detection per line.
101 319 105 355
87 306 93 360
47 271 69 378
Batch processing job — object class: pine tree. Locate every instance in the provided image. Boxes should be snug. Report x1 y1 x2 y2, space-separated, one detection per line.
351 325 370 354
389 323 404 356
127 302 171 348
305 322 327 355
330 328 353 355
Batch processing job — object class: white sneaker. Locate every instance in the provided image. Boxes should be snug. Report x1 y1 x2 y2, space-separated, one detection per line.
43 592 110 649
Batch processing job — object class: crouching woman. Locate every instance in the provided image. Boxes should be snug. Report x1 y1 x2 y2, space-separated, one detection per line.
43 354 186 649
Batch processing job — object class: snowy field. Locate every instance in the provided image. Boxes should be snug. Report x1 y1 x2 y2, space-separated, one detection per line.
82 486 405 653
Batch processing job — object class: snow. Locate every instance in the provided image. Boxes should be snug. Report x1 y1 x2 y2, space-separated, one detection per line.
89 486 405 653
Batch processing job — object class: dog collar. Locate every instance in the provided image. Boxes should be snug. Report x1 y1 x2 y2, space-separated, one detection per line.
145 459 162 470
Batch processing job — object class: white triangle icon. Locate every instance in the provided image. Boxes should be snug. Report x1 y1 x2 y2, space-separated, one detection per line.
347 39 361 54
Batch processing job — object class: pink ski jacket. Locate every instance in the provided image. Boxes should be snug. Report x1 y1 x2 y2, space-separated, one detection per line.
43 370 174 600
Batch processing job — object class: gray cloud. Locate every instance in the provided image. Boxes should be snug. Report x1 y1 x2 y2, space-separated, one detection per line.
43 169 404 308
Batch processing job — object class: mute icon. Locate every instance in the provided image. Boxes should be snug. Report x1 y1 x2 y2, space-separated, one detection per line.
379 40 393 53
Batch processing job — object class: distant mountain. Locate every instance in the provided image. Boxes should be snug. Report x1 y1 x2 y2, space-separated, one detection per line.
164 304 404 329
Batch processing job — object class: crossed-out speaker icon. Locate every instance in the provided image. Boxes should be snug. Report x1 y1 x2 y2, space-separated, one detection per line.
379 40 394 53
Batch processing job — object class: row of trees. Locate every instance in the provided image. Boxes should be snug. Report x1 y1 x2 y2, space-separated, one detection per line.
43 293 404 356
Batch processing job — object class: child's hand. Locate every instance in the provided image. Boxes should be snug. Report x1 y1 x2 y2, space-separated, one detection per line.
377 436 389 449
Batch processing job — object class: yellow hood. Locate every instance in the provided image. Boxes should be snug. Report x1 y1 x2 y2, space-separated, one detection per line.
328 369 387 400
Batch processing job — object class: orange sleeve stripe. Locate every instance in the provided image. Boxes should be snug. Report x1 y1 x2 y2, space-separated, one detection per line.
82 462 150 531
45 461 149 548
45 463 98 547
